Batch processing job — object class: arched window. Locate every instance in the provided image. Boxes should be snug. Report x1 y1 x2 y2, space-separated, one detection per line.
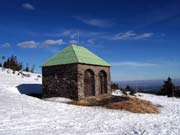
84 69 95 97
99 70 107 94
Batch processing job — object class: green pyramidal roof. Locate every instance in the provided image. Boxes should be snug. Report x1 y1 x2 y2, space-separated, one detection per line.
41 45 110 67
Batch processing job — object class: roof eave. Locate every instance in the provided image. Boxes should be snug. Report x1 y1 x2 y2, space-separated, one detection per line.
41 62 111 67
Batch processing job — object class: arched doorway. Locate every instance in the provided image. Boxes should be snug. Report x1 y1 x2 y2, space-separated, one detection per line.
84 69 95 97
99 70 107 94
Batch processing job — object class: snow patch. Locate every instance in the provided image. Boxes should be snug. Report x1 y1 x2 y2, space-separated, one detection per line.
112 89 124 96
0 68 180 135
44 97 72 103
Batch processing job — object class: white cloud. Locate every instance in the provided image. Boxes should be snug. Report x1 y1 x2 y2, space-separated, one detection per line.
22 3 35 10
69 40 78 44
0 42 11 48
42 30 75 38
133 33 154 40
87 39 95 45
43 39 64 47
17 41 38 48
75 17 114 28
70 33 78 39
45 30 77 38
111 62 157 67
62 30 73 37
112 31 153 40
18 39 65 48
37 30 106 43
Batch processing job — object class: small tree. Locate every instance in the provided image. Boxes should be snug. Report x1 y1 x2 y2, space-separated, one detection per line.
25 64 30 72
18 62 23 71
125 85 136 96
2 55 22 71
111 83 119 90
122 89 128 96
4 58 9 68
129 89 136 96
137 88 144 93
1 56 5 70
160 77 175 97
125 85 132 91
174 86 180 97
30 64 35 73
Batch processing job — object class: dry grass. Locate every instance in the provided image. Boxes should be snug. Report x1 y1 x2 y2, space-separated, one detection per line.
68 94 159 114
105 97 159 114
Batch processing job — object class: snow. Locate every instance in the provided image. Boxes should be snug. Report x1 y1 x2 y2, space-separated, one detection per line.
0 68 42 94
44 97 72 103
112 89 124 96
0 67 180 135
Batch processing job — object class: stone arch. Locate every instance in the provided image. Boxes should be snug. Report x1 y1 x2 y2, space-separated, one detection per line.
99 70 107 94
84 69 95 97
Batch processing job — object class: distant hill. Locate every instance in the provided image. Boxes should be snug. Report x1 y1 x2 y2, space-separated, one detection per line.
115 78 180 94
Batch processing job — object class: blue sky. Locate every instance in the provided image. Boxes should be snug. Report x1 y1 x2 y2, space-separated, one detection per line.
0 0 180 81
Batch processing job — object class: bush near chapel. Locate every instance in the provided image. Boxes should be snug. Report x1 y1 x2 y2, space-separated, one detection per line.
111 83 119 90
125 85 136 96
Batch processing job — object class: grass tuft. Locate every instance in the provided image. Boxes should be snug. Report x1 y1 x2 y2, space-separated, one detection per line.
68 94 159 114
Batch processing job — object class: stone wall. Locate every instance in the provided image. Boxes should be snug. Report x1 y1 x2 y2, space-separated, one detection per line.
42 64 78 99
42 63 111 100
77 64 111 99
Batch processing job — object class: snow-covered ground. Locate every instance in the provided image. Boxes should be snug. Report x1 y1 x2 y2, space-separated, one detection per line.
0 68 180 135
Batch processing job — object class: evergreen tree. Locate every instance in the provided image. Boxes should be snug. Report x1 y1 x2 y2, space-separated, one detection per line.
0 63 2 67
30 64 35 73
1 56 5 68
111 83 119 90
1 55 23 71
17 61 22 70
125 85 136 96
10 55 16 71
160 77 175 97
25 64 30 72
4 58 10 68
129 89 136 96
2 56 5 60
137 88 144 93
122 89 128 96
125 85 132 91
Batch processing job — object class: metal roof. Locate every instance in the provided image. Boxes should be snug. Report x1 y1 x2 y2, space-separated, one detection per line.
41 45 110 67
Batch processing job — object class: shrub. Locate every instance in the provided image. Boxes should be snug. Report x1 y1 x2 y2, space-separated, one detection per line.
111 83 119 90
130 89 136 96
2 55 35 73
160 77 175 97
3 55 22 71
122 89 128 96
37 75 41 78
137 88 144 93
125 85 136 96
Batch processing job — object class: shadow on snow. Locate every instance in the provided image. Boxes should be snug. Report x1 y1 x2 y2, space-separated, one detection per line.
16 84 42 98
